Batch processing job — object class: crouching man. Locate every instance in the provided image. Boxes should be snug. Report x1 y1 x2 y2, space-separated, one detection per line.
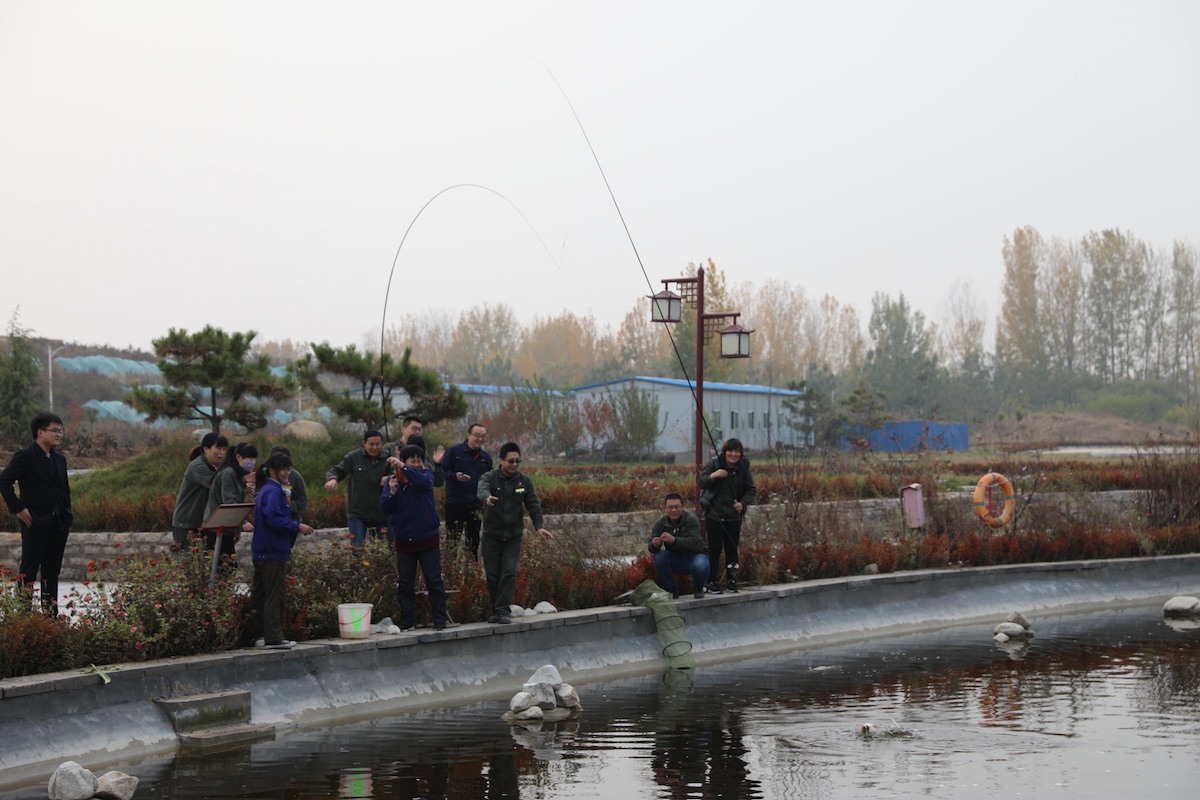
648 492 709 600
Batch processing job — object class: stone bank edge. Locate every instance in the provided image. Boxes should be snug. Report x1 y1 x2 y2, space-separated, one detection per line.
2 552 1197 790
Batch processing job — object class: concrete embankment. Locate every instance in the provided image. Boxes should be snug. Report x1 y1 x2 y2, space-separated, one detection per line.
2 553 1198 790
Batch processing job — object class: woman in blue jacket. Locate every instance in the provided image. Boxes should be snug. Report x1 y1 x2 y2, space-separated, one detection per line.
380 444 448 631
250 452 313 649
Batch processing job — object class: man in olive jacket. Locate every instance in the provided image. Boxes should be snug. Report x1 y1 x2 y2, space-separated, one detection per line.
323 429 390 546
1 413 72 613
477 441 554 624
648 492 709 599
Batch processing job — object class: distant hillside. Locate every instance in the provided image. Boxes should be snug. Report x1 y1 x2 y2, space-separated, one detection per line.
975 412 1192 447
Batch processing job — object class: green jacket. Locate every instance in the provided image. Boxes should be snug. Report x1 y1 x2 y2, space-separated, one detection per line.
325 447 390 526
205 465 252 521
698 454 756 521
477 468 544 540
285 467 307 522
172 455 218 531
648 509 706 555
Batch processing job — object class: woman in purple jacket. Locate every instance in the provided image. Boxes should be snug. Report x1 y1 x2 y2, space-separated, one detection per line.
250 452 312 649
380 444 448 632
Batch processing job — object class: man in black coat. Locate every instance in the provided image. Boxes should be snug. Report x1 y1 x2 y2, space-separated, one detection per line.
1 412 73 613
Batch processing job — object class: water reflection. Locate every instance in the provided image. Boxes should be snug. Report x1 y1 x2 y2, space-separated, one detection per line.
3 606 1198 799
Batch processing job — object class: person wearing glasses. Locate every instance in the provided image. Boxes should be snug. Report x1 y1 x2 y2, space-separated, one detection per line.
477 442 554 624
1 413 73 614
648 492 709 600
440 423 493 560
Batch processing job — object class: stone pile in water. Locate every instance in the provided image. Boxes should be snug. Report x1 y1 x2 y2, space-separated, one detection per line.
502 664 582 725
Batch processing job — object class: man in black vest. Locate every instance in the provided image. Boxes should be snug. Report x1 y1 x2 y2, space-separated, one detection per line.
1 412 73 613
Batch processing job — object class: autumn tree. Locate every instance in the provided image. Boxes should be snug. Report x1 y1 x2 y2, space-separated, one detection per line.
443 304 521 385
995 226 1047 373
295 343 466 432
579 395 617 453
125 326 290 433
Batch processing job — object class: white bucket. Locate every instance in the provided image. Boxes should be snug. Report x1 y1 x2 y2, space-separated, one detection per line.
337 603 373 639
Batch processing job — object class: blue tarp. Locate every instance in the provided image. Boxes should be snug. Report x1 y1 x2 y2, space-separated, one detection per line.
844 421 968 452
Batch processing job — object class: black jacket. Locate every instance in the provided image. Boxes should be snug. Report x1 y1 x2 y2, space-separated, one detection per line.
1 443 73 533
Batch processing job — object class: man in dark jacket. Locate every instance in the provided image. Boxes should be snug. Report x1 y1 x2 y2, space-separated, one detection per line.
323 429 390 546
477 441 553 624
441 423 492 559
648 492 709 599
1 413 72 613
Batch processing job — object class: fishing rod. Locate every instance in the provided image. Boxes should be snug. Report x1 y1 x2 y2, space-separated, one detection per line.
378 183 560 438
534 60 721 459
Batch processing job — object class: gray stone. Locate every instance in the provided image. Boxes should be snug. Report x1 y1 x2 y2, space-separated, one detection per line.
1163 595 1200 618
48 762 98 800
555 683 581 709
994 621 1032 639
513 705 544 720
527 664 563 686
522 681 557 710
533 601 558 614
95 771 139 800
1005 611 1032 629
862 563 879 575
509 691 536 712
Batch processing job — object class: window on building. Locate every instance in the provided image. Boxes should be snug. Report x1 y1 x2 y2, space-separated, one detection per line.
748 411 755 429
730 410 739 429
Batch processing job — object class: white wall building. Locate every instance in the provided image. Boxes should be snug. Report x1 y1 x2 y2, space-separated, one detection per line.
570 376 807 455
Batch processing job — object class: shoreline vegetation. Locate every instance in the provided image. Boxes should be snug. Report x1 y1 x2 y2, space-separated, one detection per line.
3 433 1200 680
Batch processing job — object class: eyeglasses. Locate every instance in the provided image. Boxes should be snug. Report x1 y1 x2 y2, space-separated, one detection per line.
469 432 487 439
44 428 65 435
505 458 521 465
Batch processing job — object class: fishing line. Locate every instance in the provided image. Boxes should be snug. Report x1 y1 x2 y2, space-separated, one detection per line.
533 59 720 458
379 183 561 434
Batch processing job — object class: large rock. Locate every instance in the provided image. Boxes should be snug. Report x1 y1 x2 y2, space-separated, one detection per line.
284 420 331 442
509 691 537 712
1005 611 1032 629
527 665 562 686
1163 596 1200 618
533 601 558 614
48 762 98 800
95 771 139 800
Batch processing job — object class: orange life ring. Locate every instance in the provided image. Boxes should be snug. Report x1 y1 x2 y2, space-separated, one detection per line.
973 472 1015 528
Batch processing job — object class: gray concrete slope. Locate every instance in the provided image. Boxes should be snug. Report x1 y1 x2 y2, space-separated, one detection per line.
2 554 1198 789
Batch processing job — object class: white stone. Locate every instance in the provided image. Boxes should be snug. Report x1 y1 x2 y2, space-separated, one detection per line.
527 664 563 686
284 419 330 441
95 771 139 800
509 605 526 617
509 691 536 712
1005 611 1032 629
994 622 1030 638
1163 596 1200 618
533 601 558 614
513 705 544 720
522 681 557 710
386 625 402 635
555 683 581 709
993 632 1010 643
48 762 98 800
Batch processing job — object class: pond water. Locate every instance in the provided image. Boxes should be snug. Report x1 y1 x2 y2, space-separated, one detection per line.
4 604 1199 799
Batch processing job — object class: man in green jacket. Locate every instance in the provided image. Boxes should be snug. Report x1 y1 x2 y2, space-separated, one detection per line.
648 492 709 599
477 441 554 624
324 429 390 546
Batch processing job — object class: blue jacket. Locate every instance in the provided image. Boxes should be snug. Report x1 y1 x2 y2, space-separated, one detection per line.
252 479 299 561
379 465 440 545
441 440 493 508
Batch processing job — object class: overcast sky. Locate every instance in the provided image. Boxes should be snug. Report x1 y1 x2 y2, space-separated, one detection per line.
2 1 1197 355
